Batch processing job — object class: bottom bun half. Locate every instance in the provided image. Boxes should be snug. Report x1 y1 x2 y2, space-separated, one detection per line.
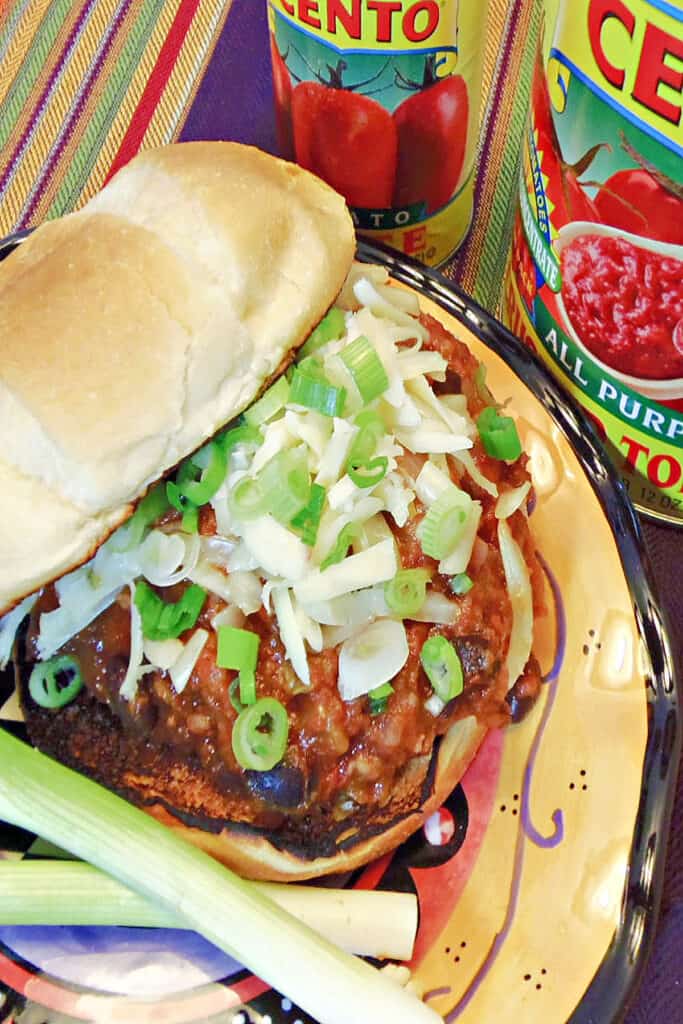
17 664 486 881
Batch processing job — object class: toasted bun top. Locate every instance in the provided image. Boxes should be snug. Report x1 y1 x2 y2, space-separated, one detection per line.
0 142 355 614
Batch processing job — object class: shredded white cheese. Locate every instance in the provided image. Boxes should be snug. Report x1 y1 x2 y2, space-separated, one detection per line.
272 587 311 686
497 519 534 687
495 482 531 519
1 262 530 713
169 629 208 694
120 582 144 701
338 619 409 701
294 539 397 604
0 593 38 669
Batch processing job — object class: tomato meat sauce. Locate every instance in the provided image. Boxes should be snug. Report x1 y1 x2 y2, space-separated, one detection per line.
26 317 543 828
561 233 683 380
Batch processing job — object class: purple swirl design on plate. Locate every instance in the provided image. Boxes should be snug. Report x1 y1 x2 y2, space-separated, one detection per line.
443 554 566 1020
522 552 566 849
444 811 528 1020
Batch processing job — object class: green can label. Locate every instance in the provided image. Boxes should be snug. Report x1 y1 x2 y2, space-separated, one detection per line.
504 0 683 524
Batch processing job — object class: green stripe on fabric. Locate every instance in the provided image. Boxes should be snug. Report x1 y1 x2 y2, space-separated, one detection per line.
46 0 165 218
474 0 544 313
0 0 33 65
0 0 73 152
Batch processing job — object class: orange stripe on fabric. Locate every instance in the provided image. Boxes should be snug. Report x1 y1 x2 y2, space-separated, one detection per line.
22 0 141 224
143 0 233 149
105 0 201 182
9 1 125 226
0 2 89 230
0 1 41 107
450 0 539 299
481 0 508 109
0 2 83 161
74 2 179 203
473 3 537 234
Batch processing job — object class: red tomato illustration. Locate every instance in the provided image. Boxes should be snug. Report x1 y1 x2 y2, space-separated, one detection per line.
536 129 602 226
270 37 294 160
392 61 469 213
595 168 683 246
291 71 397 209
531 48 555 146
529 49 601 228
560 162 601 222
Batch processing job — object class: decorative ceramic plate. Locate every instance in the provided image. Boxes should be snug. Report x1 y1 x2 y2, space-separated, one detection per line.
0 239 678 1024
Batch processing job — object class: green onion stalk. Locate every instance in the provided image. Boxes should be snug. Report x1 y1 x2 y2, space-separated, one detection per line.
0 860 418 960
0 729 442 1024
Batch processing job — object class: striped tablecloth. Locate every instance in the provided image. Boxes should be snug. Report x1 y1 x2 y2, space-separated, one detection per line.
0 0 542 310
0 2 680 1022
0 0 230 232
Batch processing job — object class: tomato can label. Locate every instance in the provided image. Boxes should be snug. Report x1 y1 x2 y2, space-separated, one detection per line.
267 0 487 266
504 0 683 524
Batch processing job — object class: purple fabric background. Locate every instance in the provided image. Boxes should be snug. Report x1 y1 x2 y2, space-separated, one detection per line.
182 3 682 1020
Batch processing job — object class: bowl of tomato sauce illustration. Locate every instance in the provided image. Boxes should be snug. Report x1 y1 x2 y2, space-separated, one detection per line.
554 220 683 402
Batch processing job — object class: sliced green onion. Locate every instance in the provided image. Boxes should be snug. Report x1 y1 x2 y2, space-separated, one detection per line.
369 682 394 700
229 476 268 521
384 569 431 617
449 573 473 595
166 480 191 514
420 635 463 702
477 406 522 462
239 670 257 707
258 449 311 524
345 409 388 490
290 361 346 417
134 581 207 641
181 506 199 533
349 409 386 463
228 677 245 715
137 481 170 523
217 422 263 457
28 655 83 709
347 456 388 489
320 522 359 570
298 306 346 359
244 377 290 427
418 488 470 560
291 482 326 546
117 483 169 551
474 364 494 403
368 682 394 716
297 355 326 378
0 729 441 1024
175 441 227 506
340 335 389 403
167 463 201 533
217 625 260 673
231 697 289 771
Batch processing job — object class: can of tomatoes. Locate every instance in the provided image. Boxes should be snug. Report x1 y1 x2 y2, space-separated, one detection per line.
503 0 683 525
267 0 488 266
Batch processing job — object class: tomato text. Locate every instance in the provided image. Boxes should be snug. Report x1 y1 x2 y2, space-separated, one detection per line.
277 0 441 44
588 0 683 126
621 433 683 490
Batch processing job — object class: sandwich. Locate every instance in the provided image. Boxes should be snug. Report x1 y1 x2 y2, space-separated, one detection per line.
0 142 544 882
